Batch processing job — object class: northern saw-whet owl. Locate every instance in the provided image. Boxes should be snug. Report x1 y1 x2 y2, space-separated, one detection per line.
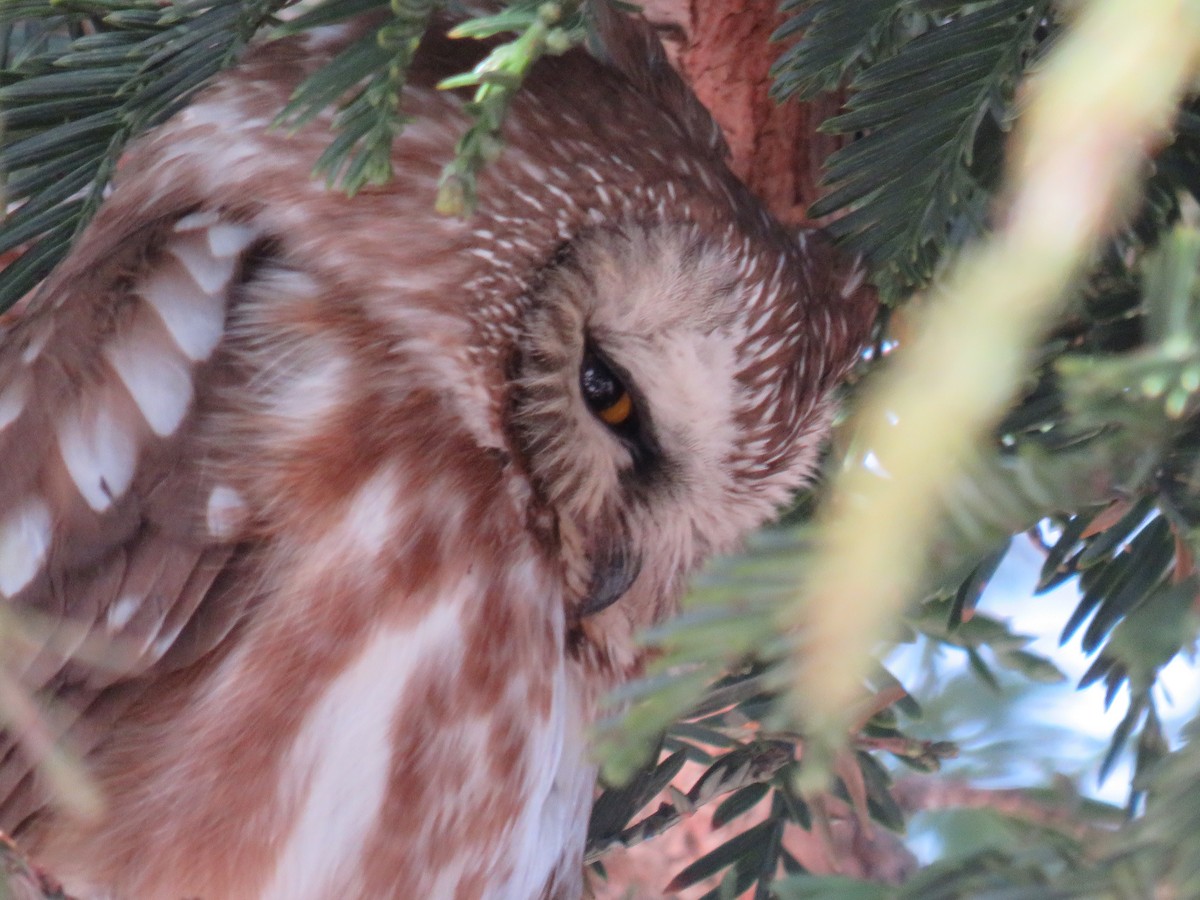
0 3 875 897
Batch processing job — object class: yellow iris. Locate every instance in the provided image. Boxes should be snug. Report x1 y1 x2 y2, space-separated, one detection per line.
598 391 633 426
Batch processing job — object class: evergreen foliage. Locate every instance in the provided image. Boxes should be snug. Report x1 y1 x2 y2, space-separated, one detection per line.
273 0 442 194
773 0 1053 302
0 0 285 310
3 1 1200 898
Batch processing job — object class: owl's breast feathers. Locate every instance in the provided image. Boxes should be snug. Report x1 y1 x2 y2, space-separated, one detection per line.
0 11 876 900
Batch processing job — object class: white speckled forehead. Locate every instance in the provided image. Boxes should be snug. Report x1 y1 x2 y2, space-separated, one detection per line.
572 223 755 338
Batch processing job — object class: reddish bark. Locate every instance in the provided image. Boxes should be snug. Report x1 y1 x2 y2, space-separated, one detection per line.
641 0 844 225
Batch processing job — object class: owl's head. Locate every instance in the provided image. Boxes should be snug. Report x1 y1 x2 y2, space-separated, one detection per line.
507 220 862 665
347 7 872 671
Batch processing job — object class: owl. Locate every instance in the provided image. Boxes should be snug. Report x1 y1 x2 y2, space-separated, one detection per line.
0 5 874 899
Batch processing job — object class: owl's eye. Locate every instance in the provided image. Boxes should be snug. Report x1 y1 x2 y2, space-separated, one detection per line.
581 351 635 428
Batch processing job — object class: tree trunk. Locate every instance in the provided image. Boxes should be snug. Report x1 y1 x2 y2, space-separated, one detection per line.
641 0 845 225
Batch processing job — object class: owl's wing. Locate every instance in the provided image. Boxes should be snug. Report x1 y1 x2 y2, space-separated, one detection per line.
0 188 267 827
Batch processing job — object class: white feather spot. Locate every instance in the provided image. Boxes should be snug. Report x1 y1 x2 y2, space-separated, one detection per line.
0 374 28 430
21 328 49 364
140 260 226 361
840 263 867 298
206 222 258 258
159 135 260 168
339 470 401 560
544 183 573 206
57 403 138 512
0 499 51 597
150 620 188 662
106 593 143 633
167 231 239 294
173 210 222 233
206 485 246 540
179 100 270 133
264 350 349 427
104 328 194 437
299 22 354 50
262 602 466 900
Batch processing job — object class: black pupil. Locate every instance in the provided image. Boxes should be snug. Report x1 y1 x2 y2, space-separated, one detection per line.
581 354 624 412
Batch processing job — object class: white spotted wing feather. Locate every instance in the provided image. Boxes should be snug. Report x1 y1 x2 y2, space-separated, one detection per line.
0 210 261 827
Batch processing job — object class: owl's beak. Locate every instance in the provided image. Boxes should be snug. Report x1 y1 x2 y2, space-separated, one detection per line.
578 544 642 618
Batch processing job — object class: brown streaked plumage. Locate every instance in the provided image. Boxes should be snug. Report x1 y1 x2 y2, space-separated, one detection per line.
0 6 875 898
